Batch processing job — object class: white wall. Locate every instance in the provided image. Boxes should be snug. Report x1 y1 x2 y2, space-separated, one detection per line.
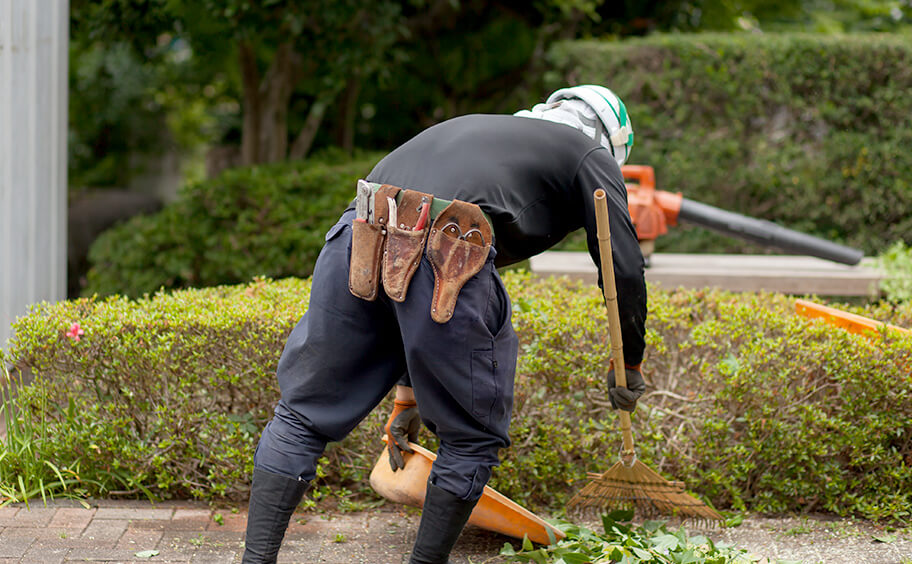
0 0 68 350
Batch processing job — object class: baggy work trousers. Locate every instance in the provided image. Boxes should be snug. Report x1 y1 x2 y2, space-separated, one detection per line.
254 209 519 501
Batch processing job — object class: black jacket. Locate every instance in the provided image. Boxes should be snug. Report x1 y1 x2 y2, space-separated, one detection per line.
367 114 646 365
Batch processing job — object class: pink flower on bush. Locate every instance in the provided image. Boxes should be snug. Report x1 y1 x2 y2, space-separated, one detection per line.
65 322 84 342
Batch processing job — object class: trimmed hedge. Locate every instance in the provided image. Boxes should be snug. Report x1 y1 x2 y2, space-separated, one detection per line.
4 274 912 520
548 33 912 255
86 34 912 298
85 150 383 297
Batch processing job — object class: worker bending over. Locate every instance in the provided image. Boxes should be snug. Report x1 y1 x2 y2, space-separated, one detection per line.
244 85 648 564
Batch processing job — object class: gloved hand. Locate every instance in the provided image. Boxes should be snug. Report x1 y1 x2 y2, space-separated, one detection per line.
384 399 420 471
606 362 646 412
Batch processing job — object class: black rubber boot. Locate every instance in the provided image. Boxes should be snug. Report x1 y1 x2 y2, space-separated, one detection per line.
241 468 309 564
409 481 479 564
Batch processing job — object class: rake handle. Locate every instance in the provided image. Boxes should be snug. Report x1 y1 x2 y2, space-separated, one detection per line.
593 189 636 461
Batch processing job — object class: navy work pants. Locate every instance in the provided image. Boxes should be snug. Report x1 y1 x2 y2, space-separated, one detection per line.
254 209 518 501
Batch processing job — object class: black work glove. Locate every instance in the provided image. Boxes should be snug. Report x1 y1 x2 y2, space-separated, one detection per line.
606 364 646 412
384 399 420 471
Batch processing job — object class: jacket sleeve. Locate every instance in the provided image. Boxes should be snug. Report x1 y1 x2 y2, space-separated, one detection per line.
575 149 647 366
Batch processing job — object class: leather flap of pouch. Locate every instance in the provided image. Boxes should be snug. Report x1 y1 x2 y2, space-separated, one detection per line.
382 226 428 302
393 189 433 230
372 184 402 226
381 188 434 302
426 200 492 323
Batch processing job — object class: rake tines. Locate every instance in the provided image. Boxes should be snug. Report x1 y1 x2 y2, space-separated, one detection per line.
568 461 723 524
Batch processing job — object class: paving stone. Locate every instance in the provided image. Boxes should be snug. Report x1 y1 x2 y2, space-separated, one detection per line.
451 526 513 564
288 513 346 538
193 530 244 547
167 509 212 531
82 498 155 509
64 547 190 561
127 554 196 563
189 548 242 563
7 507 56 527
205 511 246 532
95 507 174 521
150 500 211 510
115 528 163 550
1 526 80 541
0 507 20 527
275 545 321 563
365 510 413 544
40 499 91 509
159 531 218 551
361 546 411 564
4 499 906 563
50 507 96 530
172 509 212 521
21 542 67 563
1 526 41 540
80 517 128 545
126 519 171 532
316 542 366 563
0 536 33 558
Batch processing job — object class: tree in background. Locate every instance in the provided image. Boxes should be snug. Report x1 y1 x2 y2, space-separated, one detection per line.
598 0 908 33
68 39 165 189
71 0 402 168
69 0 908 183
70 0 613 175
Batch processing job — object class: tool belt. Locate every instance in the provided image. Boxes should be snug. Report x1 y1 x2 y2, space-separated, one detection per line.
348 181 493 324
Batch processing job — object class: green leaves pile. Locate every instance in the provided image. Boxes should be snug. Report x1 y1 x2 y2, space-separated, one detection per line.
502 511 752 564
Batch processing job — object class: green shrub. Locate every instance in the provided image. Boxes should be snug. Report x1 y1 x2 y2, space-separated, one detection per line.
878 241 912 302
84 150 383 297
3 274 912 521
548 33 912 256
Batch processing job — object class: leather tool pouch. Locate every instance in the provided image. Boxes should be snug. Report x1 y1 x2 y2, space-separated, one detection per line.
426 200 493 323
382 189 433 302
349 184 401 301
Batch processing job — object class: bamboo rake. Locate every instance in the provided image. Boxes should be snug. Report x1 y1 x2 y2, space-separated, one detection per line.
566 189 722 523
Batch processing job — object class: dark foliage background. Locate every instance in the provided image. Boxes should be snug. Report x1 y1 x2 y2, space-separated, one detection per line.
549 33 912 256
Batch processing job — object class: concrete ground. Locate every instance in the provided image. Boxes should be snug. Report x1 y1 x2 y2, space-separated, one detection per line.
0 499 910 563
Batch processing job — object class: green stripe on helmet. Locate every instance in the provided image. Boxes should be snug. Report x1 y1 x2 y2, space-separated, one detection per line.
584 85 633 148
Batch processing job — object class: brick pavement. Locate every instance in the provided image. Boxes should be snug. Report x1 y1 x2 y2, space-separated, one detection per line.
3 500 912 563
0 499 509 563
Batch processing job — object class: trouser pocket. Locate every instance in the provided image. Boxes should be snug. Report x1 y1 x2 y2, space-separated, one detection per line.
470 337 515 434
470 349 498 426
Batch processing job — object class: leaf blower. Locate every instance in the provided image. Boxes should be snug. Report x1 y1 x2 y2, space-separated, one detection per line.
621 165 864 266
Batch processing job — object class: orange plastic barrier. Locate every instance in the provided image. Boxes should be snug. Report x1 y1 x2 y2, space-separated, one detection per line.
795 299 912 340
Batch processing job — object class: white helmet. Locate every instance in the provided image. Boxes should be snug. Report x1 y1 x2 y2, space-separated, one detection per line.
546 85 634 166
